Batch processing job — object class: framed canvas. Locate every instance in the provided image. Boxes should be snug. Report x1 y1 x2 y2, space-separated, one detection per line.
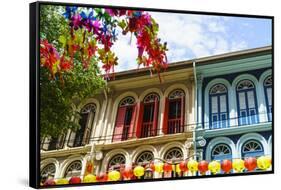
29 1 274 189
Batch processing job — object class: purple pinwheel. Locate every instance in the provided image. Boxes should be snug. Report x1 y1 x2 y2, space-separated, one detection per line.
70 14 82 30
80 11 96 32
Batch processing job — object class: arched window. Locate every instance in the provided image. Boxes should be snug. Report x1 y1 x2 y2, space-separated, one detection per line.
236 80 258 125
264 76 272 121
41 163 56 183
135 151 154 179
68 103 96 147
211 144 232 161
164 148 183 178
41 134 66 151
136 151 154 166
163 90 185 134
136 93 160 138
242 140 264 158
113 97 136 142
209 84 229 129
64 161 82 178
108 154 126 171
164 148 183 161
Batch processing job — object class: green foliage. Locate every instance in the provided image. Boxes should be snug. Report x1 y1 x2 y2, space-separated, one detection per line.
40 5 105 137
40 5 68 50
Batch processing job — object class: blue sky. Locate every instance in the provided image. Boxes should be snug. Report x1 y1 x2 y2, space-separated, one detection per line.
110 12 272 72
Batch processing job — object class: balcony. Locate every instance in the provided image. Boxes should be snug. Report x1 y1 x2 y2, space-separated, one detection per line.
204 113 272 138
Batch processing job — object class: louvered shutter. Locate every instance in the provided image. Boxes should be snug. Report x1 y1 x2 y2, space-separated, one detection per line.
42 136 51 151
128 105 137 139
136 102 144 138
152 98 159 136
180 96 185 128
162 97 169 134
112 107 126 142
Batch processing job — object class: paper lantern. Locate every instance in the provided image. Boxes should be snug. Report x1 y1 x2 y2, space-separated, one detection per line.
257 156 271 170
221 159 232 173
244 157 257 171
108 170 121 181
149 162 155 172
175 164 181 173
96 173 108 182
122 166 134 179
187 160 198 172
83 174 97 183
179 161 188 172
232 159 245 172
69 176 81 184
43 178 56 186
133 166 145 177
155 162 164 173
198 160 209 174
56 178 69 185
163 163 173 172
208 161 221 174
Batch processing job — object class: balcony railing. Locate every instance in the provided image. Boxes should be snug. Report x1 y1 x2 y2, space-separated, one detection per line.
141 122 156 138
41 112 272 151
168 118 184 134
207 112 272 130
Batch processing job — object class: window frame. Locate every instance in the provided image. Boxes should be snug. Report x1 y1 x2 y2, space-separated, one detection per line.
264 75 272 122
208 84 229 129
236 80 259 126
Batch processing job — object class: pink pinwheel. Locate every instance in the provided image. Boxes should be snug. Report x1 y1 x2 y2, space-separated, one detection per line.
70 14 82 30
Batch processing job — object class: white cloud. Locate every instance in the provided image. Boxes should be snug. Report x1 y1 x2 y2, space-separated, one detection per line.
109 12 249 72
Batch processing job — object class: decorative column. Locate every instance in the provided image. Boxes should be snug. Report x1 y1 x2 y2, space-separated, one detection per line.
197 74 204 129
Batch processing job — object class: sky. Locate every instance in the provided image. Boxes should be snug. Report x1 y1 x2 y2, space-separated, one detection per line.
110 11 272 72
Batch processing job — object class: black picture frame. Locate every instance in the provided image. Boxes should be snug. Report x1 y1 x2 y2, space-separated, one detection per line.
30 1 274 189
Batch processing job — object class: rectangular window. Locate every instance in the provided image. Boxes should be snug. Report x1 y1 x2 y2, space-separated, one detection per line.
247 91 255 109
211 96 218 113
143 104 154 122
239 92 246 109
249 108 257 124
266 87 272 121
267 88 272 106
240 110 247 125
169 100 181 119
220 95 227 112
268 106 272 121
212 114 218 129
74 113 88 147
221 113 227 128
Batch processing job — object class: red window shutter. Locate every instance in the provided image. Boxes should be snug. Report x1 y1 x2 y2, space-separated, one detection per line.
162 97 169 134
180 96 185 128
112 107 126 142
136 102 144 138
152 99 159 136
128 105 137 139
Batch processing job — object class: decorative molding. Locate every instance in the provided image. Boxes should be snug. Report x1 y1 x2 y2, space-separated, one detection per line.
206 137 236 161
236 132 269 158
204 122 271 138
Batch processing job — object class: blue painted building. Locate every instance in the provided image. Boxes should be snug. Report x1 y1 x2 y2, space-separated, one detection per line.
195 46 272 163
